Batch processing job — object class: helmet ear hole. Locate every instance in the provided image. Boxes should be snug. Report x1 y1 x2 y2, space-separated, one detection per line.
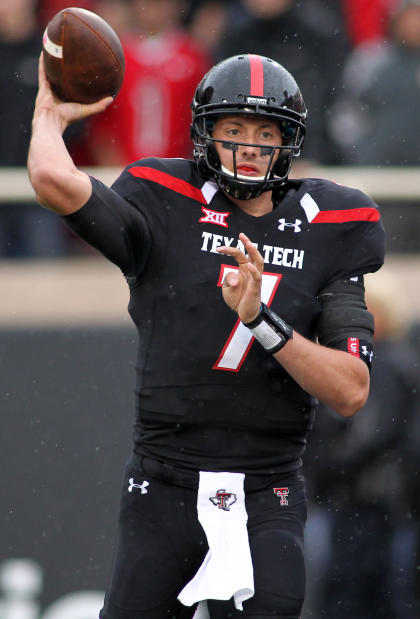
205 119 216 133
281 120 298 142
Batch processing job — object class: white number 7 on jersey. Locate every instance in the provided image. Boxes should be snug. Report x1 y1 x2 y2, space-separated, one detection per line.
213 264 283 372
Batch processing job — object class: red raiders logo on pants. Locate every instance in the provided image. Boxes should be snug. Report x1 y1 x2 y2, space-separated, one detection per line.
273 487 289 505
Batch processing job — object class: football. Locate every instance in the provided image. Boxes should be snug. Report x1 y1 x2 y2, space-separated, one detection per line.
42 7 125 104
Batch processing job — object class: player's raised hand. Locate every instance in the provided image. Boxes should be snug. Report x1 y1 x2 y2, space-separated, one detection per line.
34 53 113 132
216 232 264 324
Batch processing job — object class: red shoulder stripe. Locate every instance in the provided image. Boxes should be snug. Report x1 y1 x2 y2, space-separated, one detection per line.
312 207 380 224
129 166 206 203
248 54 264 96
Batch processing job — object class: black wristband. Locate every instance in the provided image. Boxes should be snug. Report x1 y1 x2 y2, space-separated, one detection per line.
243 303 293 354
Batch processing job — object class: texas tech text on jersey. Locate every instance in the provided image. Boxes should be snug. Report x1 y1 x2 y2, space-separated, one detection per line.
200 231 305 269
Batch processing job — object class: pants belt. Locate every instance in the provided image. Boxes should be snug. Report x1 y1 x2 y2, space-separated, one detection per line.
131 453 199 489
129 453 302 493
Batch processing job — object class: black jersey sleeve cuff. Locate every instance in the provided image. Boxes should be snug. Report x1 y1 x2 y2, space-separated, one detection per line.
317 277 375 371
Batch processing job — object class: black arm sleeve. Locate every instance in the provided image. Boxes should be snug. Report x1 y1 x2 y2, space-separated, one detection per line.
61 176 152 278
317 276 375 370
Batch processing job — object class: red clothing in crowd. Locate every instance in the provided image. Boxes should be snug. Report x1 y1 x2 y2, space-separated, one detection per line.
38 0 93 26
342 0 398 46
87 29 211 165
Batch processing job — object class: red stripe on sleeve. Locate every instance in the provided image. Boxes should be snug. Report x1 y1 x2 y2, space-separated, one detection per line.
312 207 380 224
129 166 206 203
248 54 264 96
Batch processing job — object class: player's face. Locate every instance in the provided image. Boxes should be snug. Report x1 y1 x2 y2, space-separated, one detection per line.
212 115 282 178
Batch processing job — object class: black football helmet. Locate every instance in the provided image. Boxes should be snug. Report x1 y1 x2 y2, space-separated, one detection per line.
191 54 307 199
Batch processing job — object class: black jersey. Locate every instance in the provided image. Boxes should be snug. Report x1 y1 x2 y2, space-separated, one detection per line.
64 158 385 474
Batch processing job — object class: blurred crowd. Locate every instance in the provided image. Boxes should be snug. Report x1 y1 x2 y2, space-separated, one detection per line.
0 1 419 617
303 271 420 619
2 0 420 255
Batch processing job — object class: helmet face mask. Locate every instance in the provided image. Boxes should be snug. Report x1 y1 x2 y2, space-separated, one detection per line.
191 55 307 200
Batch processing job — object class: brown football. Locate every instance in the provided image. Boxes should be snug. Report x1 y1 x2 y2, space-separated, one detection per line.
42 7 125 104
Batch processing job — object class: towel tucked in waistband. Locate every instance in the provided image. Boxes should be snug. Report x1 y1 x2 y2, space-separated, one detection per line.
178 471 254 611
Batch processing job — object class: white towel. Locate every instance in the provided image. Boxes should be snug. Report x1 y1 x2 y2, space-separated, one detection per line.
178 471 254 611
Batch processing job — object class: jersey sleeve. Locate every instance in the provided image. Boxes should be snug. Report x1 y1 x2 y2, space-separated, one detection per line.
325 190 386 282
61 176 152 278
337 217 385 280
314 184 386 370
317 276 375 370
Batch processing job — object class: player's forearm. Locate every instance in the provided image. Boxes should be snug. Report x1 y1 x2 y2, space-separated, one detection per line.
28 109 91 213
274 332 369 417
29 107 71 178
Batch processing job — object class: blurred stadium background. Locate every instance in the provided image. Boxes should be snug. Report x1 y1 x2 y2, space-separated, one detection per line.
1 0 420 616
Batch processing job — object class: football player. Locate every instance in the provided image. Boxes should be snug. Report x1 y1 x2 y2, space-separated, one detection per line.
28 53 385 619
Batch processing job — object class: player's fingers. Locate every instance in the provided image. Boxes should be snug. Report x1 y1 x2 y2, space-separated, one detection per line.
216 245 248 265
239 233 264 271
223 272 239 287
246 261 262 281
90 96 114 114
246 242 264 271
74 96 114 119
239 232 251 244
38 52 50 90
38 52 44 77
35 55 56 112
244 263 262 294
37 53 63 109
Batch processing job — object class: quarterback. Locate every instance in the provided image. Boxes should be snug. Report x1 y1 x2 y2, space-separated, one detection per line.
28 53 385 618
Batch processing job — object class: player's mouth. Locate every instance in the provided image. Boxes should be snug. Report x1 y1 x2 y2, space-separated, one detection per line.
221 164 268 182
236 164 261 176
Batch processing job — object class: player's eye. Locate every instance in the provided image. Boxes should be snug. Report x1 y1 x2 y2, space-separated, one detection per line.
226 128 240 136
260 131 273 139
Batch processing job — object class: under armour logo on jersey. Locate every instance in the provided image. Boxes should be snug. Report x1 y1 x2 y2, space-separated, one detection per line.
128 477 149 494
273 487 289 505
199 207 230 228
209 489 237 511
362 345 374 362
278 218 302 233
